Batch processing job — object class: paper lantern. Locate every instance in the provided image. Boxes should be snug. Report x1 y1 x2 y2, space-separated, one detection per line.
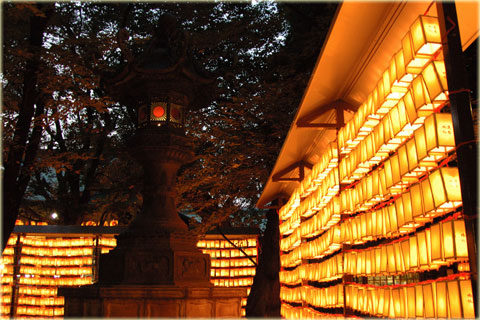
412 75 435 117
429 167 463 212
420 176 436 218
423 283 435 318
401 239 411 272
402 286 415 318
417 231 428 268
410 15 442 57
402 31 429 74
380 245 388 274
453 219 468 260
424 113 455 158
403 90 423 127
436 281 448 318
430 223 444 263
394 49 416 84
394 242 405 273
422 60 448 104
445 280 462 318
392 287 402 318
405 138 427 180
459 279 476 318
441 220 455 261
387 244 396 274
397 144 409 181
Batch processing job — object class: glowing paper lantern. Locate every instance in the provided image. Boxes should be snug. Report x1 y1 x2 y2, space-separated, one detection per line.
394 50 416 84
459 279 475 318
423 283 435 318
429 167 463 212
446 280 462 318
410 15 442 57
424 113 455 158
412 75 435 117
402 31 429 73
422 61 448 104
436 281 447 318
453 219 468 260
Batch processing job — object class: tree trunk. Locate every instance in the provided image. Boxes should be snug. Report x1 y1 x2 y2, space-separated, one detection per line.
2 5 53 251
245 209 281 317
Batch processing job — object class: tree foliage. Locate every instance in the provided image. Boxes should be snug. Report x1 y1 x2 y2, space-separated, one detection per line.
2 2 338 241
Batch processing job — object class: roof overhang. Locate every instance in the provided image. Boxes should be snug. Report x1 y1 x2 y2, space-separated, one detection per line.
257 0 479 209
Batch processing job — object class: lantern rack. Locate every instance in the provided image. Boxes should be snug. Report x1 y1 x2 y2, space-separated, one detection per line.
278 14 475 318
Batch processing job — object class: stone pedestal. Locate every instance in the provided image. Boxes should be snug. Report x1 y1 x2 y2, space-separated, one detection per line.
62 286 246 318
60 129 245 317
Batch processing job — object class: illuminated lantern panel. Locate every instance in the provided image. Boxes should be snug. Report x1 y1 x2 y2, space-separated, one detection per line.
0 233 117 319
277 13 473 320
1 231 257 319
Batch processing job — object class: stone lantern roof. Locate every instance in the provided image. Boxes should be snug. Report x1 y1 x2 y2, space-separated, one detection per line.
103 14 214 110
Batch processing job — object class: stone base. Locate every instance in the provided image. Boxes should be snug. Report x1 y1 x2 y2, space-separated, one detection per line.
60 285 246 318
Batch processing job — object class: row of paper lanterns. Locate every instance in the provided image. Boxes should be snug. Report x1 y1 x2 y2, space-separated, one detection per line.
282 215 467 276
19 256 93 267
281 225 341 266
281 304 343 319
280 195 340 238
279 143 339 220
343 218 468 276
340 168 462 244
19 286 57 296
338 15 445 156
197 238 257 249
345 275 475 318
340 164 461 223
281 218 466 284
19 266 92 276
21 247 93 257
280 275 475 319
280 284 344 308
18 276 92 286
15 306 63 317
210 257 257 268
279 112 456 232
282 166 461 259
211 277 253 287
201 247 257 258
298 142 339 199
20 237 95 248
280 167 340 221
280 254 343 286
210 267 255 278
340 109 453 186
17 296 64 306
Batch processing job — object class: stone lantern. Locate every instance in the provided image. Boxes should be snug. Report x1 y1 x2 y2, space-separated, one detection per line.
60 15 245 318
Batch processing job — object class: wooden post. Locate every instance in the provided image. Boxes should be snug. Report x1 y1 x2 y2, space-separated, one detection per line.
437 2 478 317
9 234 22 319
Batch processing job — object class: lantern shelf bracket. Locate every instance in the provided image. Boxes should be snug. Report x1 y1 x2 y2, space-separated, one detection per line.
296 100 356 129
272 161 313 182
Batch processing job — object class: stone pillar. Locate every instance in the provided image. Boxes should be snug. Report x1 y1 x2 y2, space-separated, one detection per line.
97 127 211 287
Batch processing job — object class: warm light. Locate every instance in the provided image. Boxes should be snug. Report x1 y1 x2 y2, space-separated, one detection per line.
447 280 462 318
422 60 448 103
412 75 435 117
402 31 429 74
453 219 468 260
394 50 416 84
429 167 463 212
459 279 475 318
410 15 442 57
424 113 455 157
